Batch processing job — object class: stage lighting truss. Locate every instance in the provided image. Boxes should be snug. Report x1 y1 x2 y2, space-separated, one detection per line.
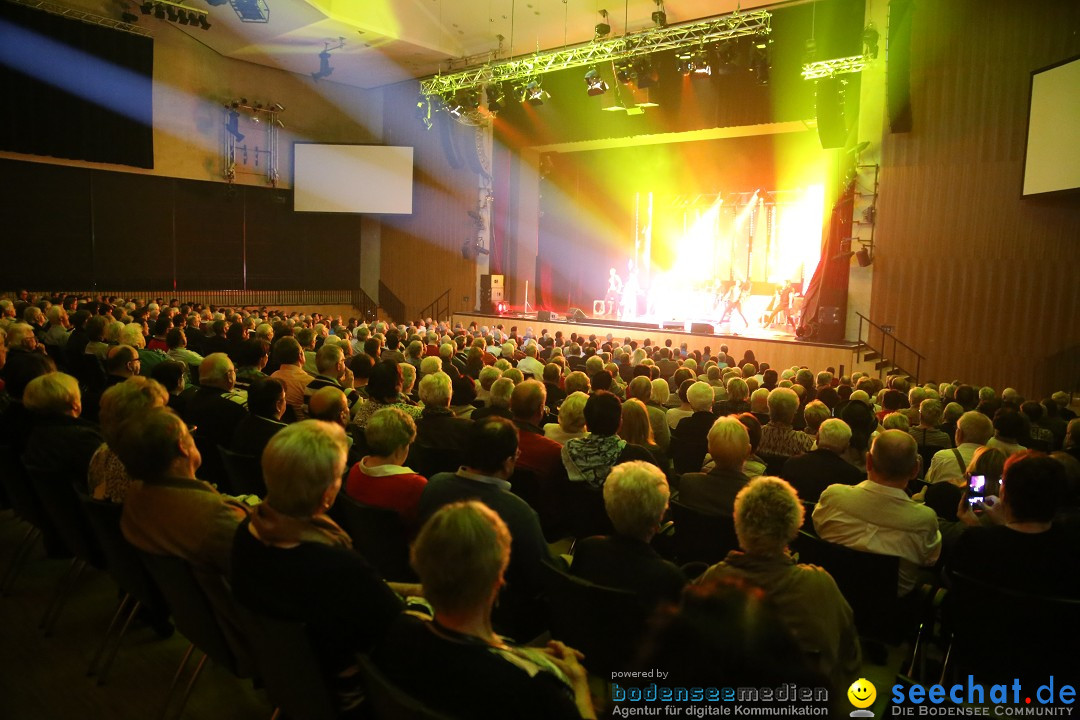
420 8 771 109
141 0 211 29
10 0 151 36
223 99 285 186
801 54 872 80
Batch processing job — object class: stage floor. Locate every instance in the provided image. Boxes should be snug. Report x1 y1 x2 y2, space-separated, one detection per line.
453 312 872 379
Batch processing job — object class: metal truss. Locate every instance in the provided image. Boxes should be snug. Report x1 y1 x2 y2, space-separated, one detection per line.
420 9 771 98
9 0 151 36
801 54 871 80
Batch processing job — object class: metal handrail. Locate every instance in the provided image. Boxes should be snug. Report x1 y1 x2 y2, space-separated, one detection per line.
418 289 451 323
855 312 925 382
377 281 406 325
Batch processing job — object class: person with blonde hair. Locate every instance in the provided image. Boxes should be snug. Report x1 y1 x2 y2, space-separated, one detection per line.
701 476 860 692
617 398 665 470
231 420 404 716
22 372 104 489
571 461 686 608
544 391 589 445
89 376 170 503
374 500 594 720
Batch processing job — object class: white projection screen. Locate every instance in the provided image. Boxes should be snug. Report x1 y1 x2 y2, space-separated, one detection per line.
293 144 414 213
1023 56 1080 196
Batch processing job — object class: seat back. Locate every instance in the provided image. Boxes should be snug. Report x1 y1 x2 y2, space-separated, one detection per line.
561 481 613 539
26 466 105 568
217 446 265 497
236 607 337 720
79 496 167 614
191 433 228 490
407 444 463 479
137 551 244 676
74 353 107 394
329 494 414 582
791 531 899 641
357 655 454 720
0 443 44 527
946 571 1080 682
757 452 789 478
668 500 739 564
669 432 708 475
916 445 940 479
539 561 648 676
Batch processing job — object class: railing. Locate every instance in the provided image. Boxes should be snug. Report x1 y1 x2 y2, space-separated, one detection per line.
417 289 451 323
352 288 379 324
378 281 406 325
855 312 925 382
33 288 374 313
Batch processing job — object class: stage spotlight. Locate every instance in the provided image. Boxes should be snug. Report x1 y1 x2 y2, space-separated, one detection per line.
633 57 658 88
198 15 211 29
177 9 190 24
584 67 609 96
225 110 244 142
652 10 666 27
154 4 165 19
139 1 152 13
487 84 506 114
522 81 549 106
862 23 880 59
690 49 712 77
595 9 610 38
311 50 333 82
496 300 509 315
165 5 177 21
458 88 481 110
676 50 692 76
615 61 634 85
715 42 739 74
121 10 139 22
855 248 872 267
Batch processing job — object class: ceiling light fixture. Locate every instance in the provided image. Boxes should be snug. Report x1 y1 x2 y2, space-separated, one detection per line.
584 67 609 96
521 81 550 106
651 0 666 28
595 9 610 39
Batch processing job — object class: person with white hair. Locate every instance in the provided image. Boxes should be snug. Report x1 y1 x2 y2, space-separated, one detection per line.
21 372 104 486
670 382 721 468
43 305 71 348
678 416 751 514
780 418 865 502
925 410 994 484
544 391 589 445
758 388 814 458
414 371 472 458
701 476 860 693
471 377 515 422
570 461 686 609
516 342 545 379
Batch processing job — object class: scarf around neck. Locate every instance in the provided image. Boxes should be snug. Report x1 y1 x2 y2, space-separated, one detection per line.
250 501 353 549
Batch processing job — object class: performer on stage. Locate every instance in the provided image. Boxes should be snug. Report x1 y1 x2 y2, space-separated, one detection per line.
720 279 750 328
764 280 798 329
605 267 623 316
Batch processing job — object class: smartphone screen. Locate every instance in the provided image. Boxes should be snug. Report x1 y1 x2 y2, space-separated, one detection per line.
968 474 986 505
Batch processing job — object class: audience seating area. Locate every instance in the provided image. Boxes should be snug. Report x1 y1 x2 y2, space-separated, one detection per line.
1 290 1079 718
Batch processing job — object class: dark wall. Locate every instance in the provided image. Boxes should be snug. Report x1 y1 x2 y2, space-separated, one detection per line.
0 159 361 291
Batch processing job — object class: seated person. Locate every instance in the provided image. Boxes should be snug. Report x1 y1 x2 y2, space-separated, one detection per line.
346 407 428 529
412 371 472 455
470 376 515 421
813 430 942 597
617 399 666 471
230 377 288 459
562 391 628 487
373 501 594 720
183 353 249 454
701 476 860 692
570 461 685 609
678 417 750 516
89 376 170 503
926 411 993 484
308 386 364 468
908 399 952 449
758 387 814 458
950 451 1080 598
419 417 552 638
986 408 1028 457
511 380 567 482
117 407 250 575
22 371 103 491
543 391 589 445
305 343 360 408
230 420 405 717
781 418 865 502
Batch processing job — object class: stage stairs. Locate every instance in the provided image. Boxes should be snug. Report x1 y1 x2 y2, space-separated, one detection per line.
855 313 925 383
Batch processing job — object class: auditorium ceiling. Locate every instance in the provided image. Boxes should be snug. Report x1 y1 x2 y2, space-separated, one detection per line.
166 0 776 89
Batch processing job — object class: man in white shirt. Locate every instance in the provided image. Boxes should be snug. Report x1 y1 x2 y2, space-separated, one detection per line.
516 342 546 379
924 411 993 484
813 430 941 596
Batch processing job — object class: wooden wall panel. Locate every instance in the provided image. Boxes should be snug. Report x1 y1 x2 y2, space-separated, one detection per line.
871 0 1080 398
377 80 482 320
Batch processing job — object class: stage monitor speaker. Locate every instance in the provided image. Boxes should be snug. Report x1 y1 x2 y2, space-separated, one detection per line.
819 306 842 325
567 307 588 322
816 77 847 149
855 248 872 267
690 322 715 334
480 274 504 290
537 310 555 322
480 286 505 313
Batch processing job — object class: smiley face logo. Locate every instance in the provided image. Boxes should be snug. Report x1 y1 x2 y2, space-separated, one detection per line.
847 678 876 714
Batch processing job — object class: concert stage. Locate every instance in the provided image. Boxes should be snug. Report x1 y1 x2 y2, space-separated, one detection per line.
453 312 872 379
